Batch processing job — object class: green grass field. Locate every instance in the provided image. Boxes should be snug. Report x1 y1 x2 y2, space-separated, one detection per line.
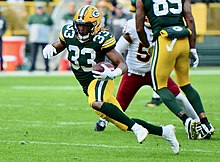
0 68 219 162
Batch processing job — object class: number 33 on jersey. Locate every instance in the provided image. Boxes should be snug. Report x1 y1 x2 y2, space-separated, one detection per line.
59 24 116 72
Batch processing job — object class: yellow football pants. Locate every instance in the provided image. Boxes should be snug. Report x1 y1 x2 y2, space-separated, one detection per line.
87 79 128 131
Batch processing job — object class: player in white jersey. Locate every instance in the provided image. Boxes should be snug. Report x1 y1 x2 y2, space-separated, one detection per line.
95 18 202 139
119 19 152 75
115 18 165 110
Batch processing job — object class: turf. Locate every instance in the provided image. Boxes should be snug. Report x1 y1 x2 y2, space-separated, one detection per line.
0 68 219 162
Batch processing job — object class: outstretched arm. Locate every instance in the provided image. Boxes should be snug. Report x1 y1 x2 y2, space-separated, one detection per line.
135 0 150 48
43 40 66 59
183 0 196 49
183 0 199 68
52 40 66 54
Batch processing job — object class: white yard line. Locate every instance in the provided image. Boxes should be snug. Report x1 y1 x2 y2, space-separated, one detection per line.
189 70 220 75
58 122 94 125
12 85 81 90
0 71 73 77
0 69 220 77
0 140 219 153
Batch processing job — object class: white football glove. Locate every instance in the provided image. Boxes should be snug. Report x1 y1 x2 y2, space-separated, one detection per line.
43 44 57 59
92 64 122 80
190 48 199 69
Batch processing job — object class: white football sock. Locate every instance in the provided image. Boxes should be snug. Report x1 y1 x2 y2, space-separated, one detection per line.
176 93 200 122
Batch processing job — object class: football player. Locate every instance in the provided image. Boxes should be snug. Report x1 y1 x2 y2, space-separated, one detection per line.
135 0 214 139
42 5 180 154
95 17 201 140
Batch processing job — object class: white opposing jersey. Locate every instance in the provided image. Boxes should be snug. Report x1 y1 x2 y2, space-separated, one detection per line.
122 19 152 75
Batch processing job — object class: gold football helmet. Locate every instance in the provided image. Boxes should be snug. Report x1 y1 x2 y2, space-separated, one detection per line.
73 5 102 40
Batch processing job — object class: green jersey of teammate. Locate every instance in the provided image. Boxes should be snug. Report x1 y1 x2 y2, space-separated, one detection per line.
141 0 185 40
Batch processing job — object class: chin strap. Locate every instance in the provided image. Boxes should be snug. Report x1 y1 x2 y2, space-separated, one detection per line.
78 33 90 41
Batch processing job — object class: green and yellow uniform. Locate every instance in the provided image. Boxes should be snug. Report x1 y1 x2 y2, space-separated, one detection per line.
141 0 191 90
59 24 115 95
59 24 127 130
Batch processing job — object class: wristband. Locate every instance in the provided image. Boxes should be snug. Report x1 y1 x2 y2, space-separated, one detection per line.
190 48 197 53
112 68 122 78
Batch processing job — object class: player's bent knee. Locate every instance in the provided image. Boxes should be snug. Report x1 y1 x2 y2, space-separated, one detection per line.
91 101 103 110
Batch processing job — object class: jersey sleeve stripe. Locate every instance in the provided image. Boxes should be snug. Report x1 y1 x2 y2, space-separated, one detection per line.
59 31 66 43
102 37 116 49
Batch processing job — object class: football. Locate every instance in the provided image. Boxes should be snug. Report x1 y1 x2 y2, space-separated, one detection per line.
93 61 115 72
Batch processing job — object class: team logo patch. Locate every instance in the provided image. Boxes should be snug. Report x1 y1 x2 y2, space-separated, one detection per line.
92 9 100 18
172 26 183 32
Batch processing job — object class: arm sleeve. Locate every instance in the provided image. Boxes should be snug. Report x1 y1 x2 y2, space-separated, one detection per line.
115 36 130 54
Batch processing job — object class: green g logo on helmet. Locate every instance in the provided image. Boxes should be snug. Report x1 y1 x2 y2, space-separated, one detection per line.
92 9 100 18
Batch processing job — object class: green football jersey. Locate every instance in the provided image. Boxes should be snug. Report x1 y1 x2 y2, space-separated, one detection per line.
142 0 185 40
59 24 116 95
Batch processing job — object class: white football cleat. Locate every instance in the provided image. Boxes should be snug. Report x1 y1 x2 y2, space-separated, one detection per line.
185 117 199 140
94 118 108 131
198 122 215 139
132 123 149 144
162 125 180 154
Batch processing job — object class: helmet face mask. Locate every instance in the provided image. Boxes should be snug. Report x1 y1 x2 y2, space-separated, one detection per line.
73 5 101 40
75 23 93 40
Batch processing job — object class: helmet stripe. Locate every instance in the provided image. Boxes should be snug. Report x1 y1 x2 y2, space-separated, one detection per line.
78 5 90 20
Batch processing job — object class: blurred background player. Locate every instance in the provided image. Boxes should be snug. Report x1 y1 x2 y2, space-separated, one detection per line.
111 4 132 41
96 0 113 31
83 0 93 5
27 2 53 72
0 9 7 71
61 1 76 25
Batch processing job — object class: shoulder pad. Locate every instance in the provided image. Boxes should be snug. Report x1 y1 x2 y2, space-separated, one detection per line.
97 30 112 37
60 24 76 41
